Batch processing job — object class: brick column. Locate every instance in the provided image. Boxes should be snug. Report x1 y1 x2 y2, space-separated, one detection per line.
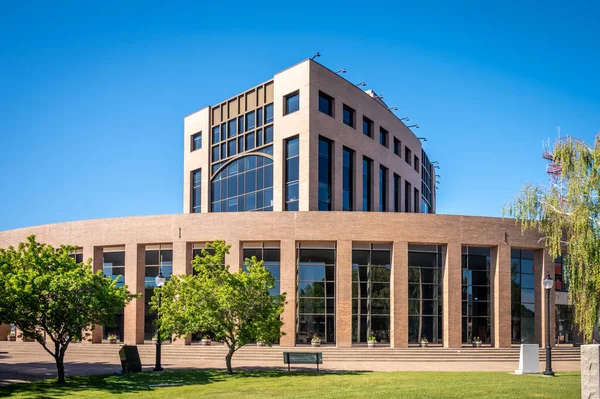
491 244 511 347
83 246 104 344
536 249 555 347
0 324 10 340
332 141 343 211
279 239 296 347
443 242 462 348
391 241 408 348
172 241 193 345
336 240 352 347
226 241 241 272
124 244 145 345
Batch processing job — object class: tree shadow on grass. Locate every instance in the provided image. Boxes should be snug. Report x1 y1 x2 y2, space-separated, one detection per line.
0 368 366 398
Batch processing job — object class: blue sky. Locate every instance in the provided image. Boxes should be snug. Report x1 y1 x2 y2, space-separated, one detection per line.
0 1 598 231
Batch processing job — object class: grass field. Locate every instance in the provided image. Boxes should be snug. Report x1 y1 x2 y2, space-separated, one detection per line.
0 369 580 398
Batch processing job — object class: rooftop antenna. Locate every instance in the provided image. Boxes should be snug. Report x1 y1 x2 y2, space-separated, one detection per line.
355 81 366 87
311 52 321 60
335 68 346 74
388 106 398 111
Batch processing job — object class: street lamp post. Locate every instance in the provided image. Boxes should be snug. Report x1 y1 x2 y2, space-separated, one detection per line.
543 273 555 376
153 271 166 372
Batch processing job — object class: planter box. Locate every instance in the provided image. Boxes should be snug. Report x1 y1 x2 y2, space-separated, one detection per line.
367 341 376 348
22 337 35 342
108 339 118 344
201 339 212 346
472 341 482 348
7 336 16 342
420 342 428 347
257 342 266 347
311 342 321 347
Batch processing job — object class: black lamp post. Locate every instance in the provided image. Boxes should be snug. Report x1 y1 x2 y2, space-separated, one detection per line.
153 271 166 372
543 273 555 376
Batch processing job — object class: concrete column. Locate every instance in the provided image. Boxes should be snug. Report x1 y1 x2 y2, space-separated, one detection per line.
336 240 353 347
279 239 296 347
83 246 104 344
581 344 600 399
124 244 145 345
535 249 556 347
0 324 10 340
491 244 511 347
226 241 241 272
391 241 408 348
172 241 193 345
443 242 462 348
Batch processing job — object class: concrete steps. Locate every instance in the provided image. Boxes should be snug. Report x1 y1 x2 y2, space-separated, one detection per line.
0 342 580 363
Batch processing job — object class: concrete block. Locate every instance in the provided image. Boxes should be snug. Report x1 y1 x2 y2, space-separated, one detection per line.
515 344 540 374
582 344 600 399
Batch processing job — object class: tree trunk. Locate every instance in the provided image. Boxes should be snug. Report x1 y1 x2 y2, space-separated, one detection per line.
225 346 235 374
56 354 66 384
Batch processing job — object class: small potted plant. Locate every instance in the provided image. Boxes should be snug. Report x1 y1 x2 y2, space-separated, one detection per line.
472 336 482 348
7 332 16 342
420 336 428 347
108 334 118 344
256 340 267 347
152 334 159 344
367 336 377 348
311 336 321 347
201 335 212 346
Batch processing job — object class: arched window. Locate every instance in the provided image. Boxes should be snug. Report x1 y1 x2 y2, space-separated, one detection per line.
211 154 273 212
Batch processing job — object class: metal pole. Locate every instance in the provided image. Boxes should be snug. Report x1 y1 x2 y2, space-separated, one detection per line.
543 285 554 376
154 290 163 372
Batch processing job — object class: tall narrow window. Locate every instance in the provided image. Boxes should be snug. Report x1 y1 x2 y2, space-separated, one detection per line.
511 249 536 344
379 128 388 147
405 181 411 213
362 157 372 211
192 132 202 151
265 103 274 123
405 147 412 165
285 137 300 211
103 248 125 342
393 174 401 212
318 91 334 116
414 188 419 213
192 169 201 213
362 116 373 137
343 105 355 128
243 242 280 295
414 155 419 172
144 245 173 340
343 147 354 211
393 138 401 157
352 243 391 343
284 91 300 115
296 242 336 344
246 111 255 131
462 247 491 344
379 165 388 212
318 137 333 211
228 119 237 138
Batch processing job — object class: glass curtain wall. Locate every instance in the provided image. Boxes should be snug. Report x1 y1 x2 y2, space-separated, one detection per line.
103 247 125 341
242 242 281 295
285 137 299 211
408 244 443 344
511 249 535 344
296 242 336 344
461 246 491 344
144 244 173 340
352 243 391 344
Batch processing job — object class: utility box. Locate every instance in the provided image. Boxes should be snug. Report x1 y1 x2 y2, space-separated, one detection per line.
119 345 142 373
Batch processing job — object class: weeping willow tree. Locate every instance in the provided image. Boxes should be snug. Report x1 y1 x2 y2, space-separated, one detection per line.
504 134 600 343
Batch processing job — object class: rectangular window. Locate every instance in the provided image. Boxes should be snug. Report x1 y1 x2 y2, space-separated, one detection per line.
405 147 412 165
228 119 237 138
511 249 536 344
264 125 273 144
192 132 202 151
343 147 354 211
144 244 173 340
414 188 419 213
285 137 300 211
405 181 411 213
393 174 401 212
318 91 334 116
343 105 355 128
192 169 201 213
212 126 220 144
265 103 274 123
243 243 280 295
238 115 245 134
379 128 388 147
257 108 263 127
246 111 255 131
362 116 372 137
379 165 388 212
318 137 333 211
362 157 372 211
296 242 336 344
228 139 236 157
102 248 125 341
393 138 401 157
352 243 391 343
414 155 419 172
462 247 491 344
284 91 300 115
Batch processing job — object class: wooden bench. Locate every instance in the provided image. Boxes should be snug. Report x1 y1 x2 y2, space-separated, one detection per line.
283 352 323 371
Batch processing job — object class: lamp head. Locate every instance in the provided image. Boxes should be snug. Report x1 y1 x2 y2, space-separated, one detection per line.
543 273 554 289
155 271 166 287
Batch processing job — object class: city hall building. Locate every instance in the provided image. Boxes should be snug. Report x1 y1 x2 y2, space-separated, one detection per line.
0 59 571 348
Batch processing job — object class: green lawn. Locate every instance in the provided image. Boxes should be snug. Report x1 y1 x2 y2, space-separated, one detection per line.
0 369 580 399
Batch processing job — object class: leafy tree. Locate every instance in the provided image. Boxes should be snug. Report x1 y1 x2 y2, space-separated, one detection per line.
0 236 137 384
151 240 286 374
504 135 600 342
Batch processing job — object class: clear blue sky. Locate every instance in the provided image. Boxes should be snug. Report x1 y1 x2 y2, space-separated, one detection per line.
0 1 598 231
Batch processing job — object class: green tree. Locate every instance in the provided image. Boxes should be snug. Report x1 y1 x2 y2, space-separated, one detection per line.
152 240 286 374
504 135 600 343
0 236 136 384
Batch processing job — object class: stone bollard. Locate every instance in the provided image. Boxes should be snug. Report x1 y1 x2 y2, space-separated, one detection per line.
581 344 600 399
515 344 540 374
